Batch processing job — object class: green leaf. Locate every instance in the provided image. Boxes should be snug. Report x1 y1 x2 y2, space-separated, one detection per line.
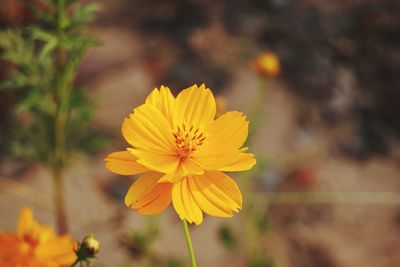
31 27 56 42
0 79 23 90
71 3 102 24
39 38 58 61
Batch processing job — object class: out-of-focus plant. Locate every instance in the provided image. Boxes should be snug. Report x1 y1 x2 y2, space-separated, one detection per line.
217 223 237 250
131 218 160 258
248 51 281 140
0 207 76 266
0 0 101 233
122 218 184 267
217 51 281 266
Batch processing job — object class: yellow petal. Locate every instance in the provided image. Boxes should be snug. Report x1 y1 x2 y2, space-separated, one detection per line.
137 183 172 215
177 158 204 176
188 175 232 217
191 151 240 171
157 173 180 183
217 152 256 172
130 148 180 174
191 172 242 214
208 171 242 209
172 178 203 225
17 207 34 236
35 235 76 265
105 151 149 175
125 172 172 215
145 85 175 127
122 103 175 153
192 111 251 170
173 84 216 129
125 172 162 207
203 111 248 152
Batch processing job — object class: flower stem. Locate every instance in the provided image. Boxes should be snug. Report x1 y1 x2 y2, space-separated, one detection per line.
182 219 197 267
52 166 68 234
51 0 70 234
248 76 268 142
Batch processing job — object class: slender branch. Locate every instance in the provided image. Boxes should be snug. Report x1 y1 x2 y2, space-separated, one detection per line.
52 166 68 234
52 0 70 234
182 219 197 267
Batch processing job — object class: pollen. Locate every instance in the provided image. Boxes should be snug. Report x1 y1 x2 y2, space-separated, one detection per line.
173 124 206 158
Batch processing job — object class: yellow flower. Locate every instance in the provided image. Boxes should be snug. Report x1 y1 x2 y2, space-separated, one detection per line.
250 52 281 78
0 208 76 267
105 84 256 225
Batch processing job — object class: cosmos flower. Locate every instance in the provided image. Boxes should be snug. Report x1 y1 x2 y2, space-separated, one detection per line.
0 208 75 267
250 52 281 78
105 84 256 224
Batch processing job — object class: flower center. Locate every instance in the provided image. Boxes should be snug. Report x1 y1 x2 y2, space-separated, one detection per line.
23 233 38 245
20 233 39 253
173 124 206 158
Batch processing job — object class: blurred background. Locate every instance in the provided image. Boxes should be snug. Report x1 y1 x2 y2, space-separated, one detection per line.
0 0 400 266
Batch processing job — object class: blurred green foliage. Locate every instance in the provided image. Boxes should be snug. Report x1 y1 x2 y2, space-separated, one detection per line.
0 0 102 167
250 255 278 267
218 224 237 250
124 219 184 267
125 218 160 260
132 224 159 256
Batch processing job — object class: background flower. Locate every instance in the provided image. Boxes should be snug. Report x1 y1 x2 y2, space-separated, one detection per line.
0 208 76 267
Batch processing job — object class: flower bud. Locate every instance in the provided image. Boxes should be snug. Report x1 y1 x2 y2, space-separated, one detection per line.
250 52 281 78
74 233 100 264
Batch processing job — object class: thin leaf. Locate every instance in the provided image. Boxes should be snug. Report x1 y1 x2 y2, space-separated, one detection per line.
39 38 58 61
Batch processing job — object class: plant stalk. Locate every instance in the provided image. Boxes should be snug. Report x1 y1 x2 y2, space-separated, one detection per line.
238 76 269 263
52 166 68 234
182 219 197 267
52 0 69 234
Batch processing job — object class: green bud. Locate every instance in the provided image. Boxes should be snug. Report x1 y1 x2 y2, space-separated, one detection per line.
74 233 100 264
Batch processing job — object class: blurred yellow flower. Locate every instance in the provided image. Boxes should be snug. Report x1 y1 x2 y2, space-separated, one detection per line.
250 52 281 78
105 84 256 225
0 208 76 267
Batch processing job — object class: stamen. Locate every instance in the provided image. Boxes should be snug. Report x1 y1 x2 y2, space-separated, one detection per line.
173 124 206 158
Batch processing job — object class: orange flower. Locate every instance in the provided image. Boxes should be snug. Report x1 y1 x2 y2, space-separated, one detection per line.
250 52 281 78
105 84 256 225
0 208 76 267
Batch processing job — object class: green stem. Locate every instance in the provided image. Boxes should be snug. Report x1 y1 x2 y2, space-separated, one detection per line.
57 0 66 31
238 76 269 263
182 219 197 267
51 0 70 234
247 77 268 143
52 166 68 234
